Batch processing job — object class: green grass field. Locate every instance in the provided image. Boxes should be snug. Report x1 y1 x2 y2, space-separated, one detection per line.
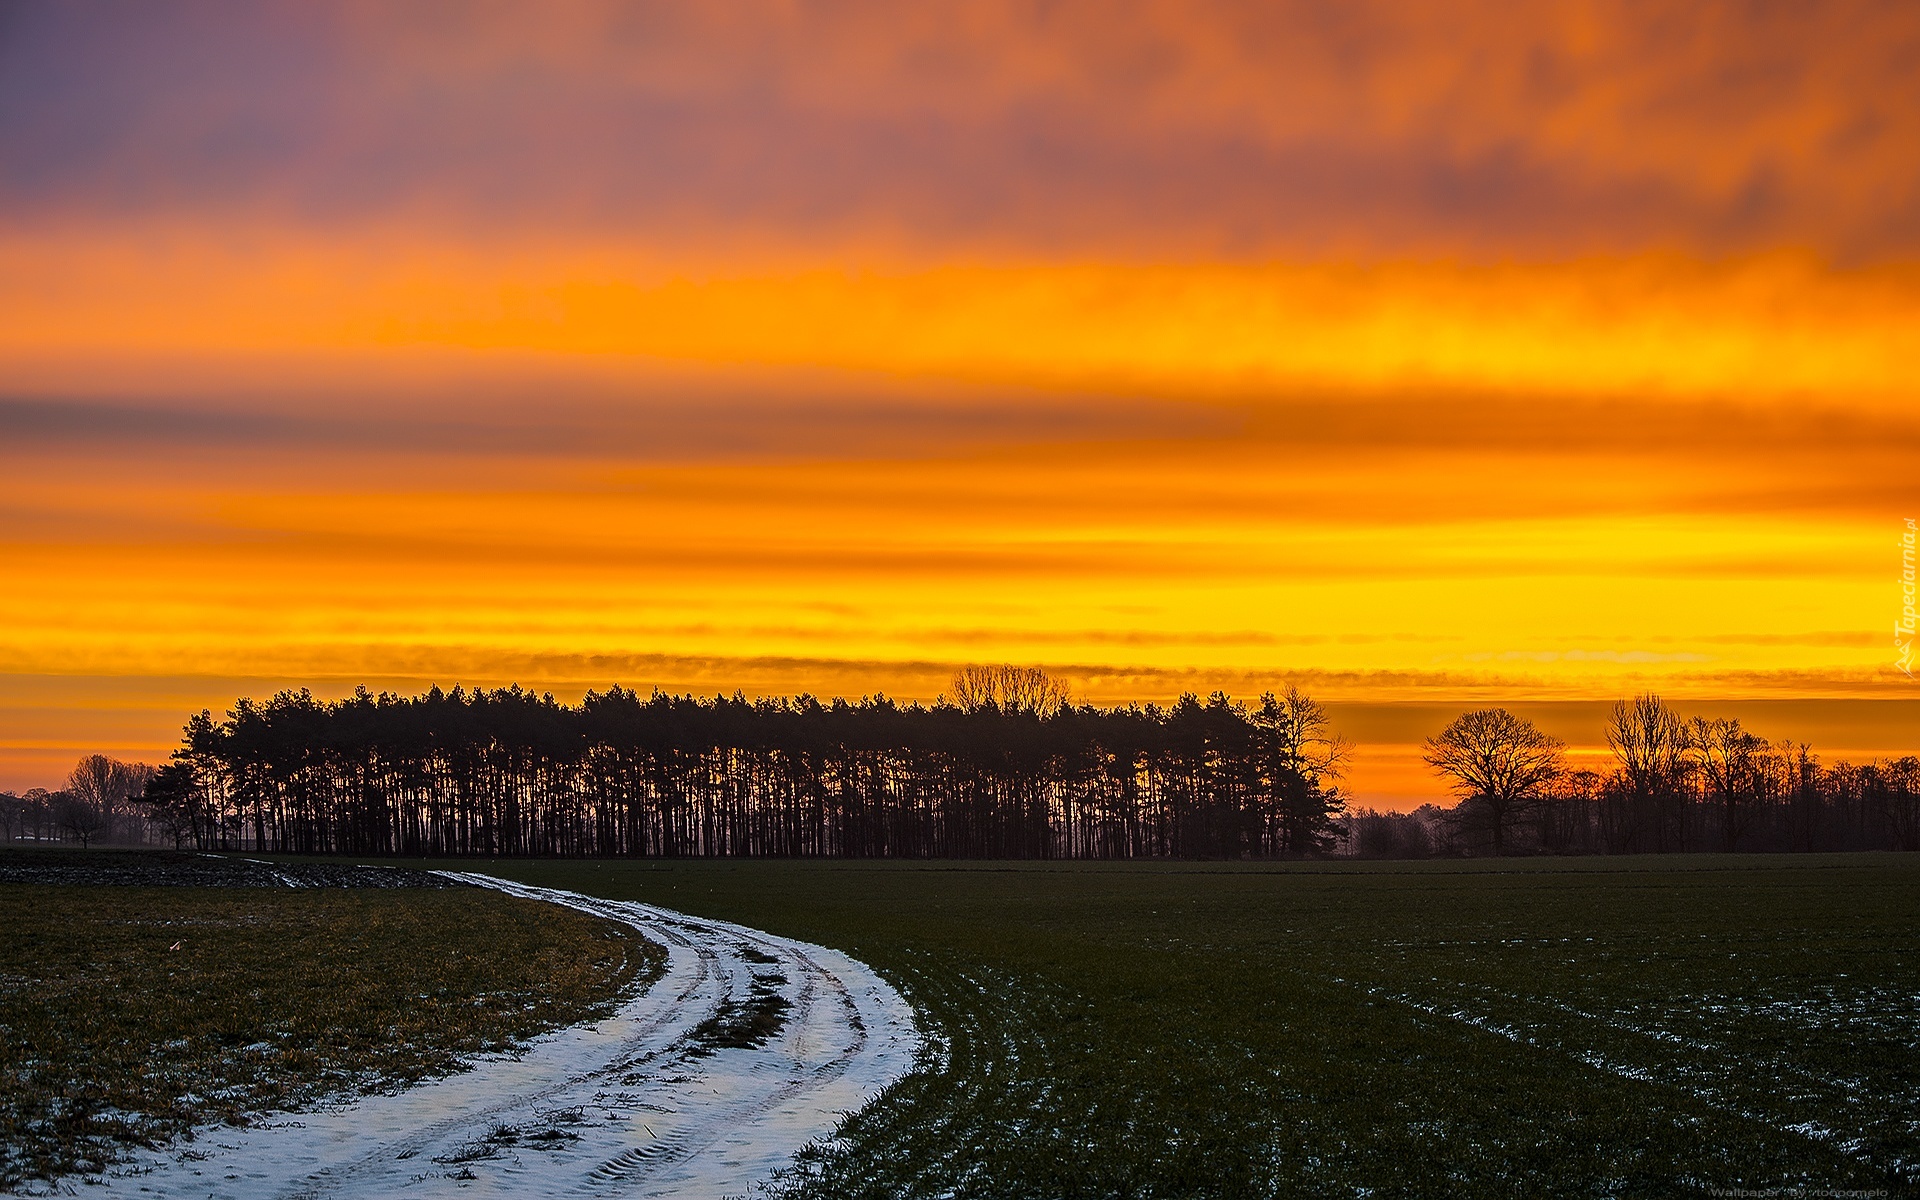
447 854 1920 1199
0 879 658 1187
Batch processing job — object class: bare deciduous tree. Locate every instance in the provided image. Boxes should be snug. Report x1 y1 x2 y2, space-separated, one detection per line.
55 792 106 848
66 754 154 846
1424 709 1564 855
1606 694 1690 851
1255 685 1351 780
1687 716 1765 851
1253 685 1352 852
20 789 51 842
949 665 1070 717
1870 756 1920 851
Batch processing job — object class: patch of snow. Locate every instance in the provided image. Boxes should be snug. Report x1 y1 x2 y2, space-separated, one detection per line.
85 872 923 1199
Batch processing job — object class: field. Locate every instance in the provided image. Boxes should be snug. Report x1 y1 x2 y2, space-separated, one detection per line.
450 854 1920 1199
0 854 659 1188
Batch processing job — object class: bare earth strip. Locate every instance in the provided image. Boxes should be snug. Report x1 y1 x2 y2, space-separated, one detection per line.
87 873 923 1200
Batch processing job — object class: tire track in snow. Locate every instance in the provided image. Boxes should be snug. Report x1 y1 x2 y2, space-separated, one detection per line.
92 873 922 1199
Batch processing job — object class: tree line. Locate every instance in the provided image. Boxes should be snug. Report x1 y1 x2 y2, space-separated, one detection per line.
0 755 156 848
1346 695 1920 857
123 669 1350 859
9 684 1911 860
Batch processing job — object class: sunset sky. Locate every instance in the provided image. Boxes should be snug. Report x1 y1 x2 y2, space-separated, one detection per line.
3 1 1917 805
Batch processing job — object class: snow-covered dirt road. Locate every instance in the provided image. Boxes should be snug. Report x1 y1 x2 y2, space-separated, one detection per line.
91 873 921 1199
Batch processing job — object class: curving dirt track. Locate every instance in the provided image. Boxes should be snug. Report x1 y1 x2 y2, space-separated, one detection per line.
92 873 922 1199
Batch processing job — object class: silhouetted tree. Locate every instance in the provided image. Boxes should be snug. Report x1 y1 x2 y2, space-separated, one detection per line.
18 789 52 842
66 754 153 845
138 762 205 849
1424 709 1564 855
949 665 1071 717
1252 686 1350 853
1344 807 1433 858
55 792 105 847
1687 717 1765 851
1532 768 1604 854
1605 695 1690 852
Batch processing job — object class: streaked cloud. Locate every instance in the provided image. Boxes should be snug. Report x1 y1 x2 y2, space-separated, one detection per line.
8 246 1916 400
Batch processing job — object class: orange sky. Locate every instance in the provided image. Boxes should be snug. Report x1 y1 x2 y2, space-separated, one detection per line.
3 2 1917 804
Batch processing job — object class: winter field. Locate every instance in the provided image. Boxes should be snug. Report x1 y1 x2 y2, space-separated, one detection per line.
470 854 1920 1198
4 852 1918 1198
0 853 658 1188
0 852 918 1198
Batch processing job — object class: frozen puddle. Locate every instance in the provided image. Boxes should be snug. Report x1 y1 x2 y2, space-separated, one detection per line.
95 873 922 1199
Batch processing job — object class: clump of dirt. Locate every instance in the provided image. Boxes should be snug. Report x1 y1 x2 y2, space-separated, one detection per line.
689 963 792 1054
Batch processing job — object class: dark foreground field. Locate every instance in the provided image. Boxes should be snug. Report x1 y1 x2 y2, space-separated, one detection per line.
458 854 1919 1199
0 851 658 1188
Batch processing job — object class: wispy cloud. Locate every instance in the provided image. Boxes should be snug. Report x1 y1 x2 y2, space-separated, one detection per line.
5 3 1917 259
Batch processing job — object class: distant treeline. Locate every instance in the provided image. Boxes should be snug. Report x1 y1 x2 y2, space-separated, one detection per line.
1349 696 1920 857
128 669 1351 859
0 756 155 849
10 681 1914 860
